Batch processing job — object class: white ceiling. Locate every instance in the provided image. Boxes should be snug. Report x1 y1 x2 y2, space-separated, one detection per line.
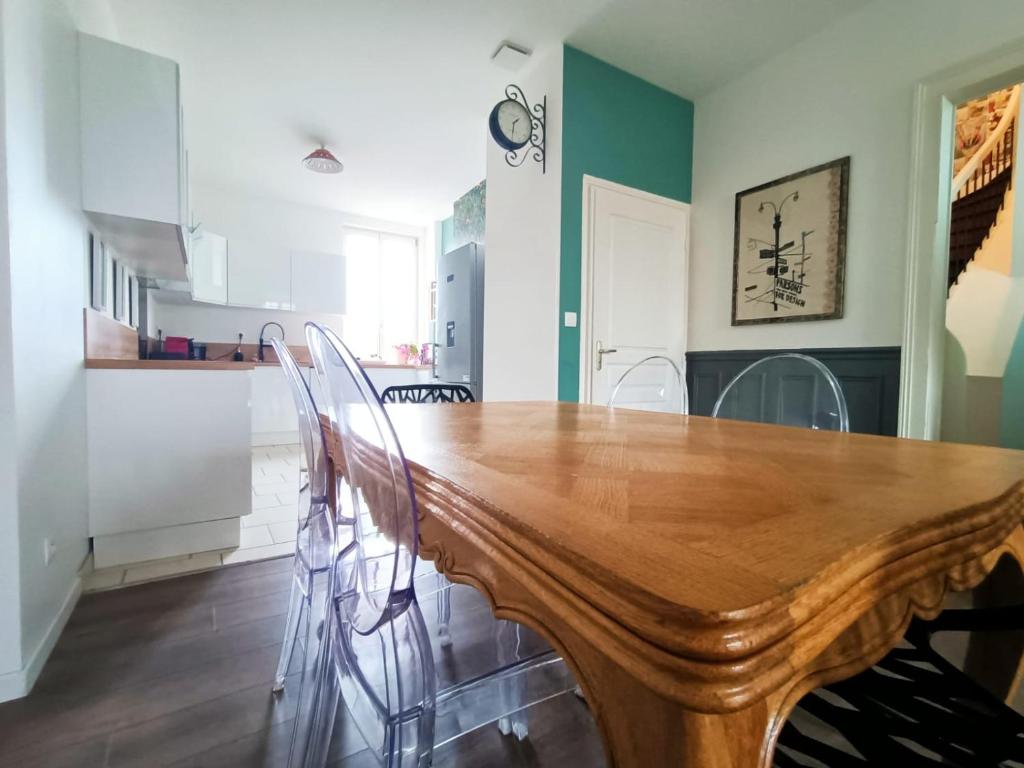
103 0 870 226
568 0 871 100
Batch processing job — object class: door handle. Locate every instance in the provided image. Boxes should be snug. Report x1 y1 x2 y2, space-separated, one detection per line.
596 341 618 371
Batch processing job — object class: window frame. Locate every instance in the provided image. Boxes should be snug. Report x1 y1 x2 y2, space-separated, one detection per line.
341 225 422 360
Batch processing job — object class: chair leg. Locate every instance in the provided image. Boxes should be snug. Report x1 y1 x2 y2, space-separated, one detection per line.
495 620 529 741
273 577 307 693
436 574 452 648
293 595 339 768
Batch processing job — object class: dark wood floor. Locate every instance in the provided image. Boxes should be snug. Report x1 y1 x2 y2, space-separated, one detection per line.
0 557 605 768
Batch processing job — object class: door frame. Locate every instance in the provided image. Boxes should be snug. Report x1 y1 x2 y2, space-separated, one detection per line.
900 39 1024 439
578 175 691 404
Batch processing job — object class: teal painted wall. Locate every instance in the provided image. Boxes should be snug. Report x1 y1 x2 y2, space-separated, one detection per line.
1002 316 1024 449
558 46 694 401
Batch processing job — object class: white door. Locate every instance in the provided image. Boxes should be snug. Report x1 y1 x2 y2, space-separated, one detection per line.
580 177 690 407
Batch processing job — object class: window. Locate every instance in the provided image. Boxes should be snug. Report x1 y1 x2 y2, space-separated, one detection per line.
343 228 420 359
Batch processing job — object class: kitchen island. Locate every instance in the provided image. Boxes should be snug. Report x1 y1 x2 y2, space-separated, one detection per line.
82 309 431 567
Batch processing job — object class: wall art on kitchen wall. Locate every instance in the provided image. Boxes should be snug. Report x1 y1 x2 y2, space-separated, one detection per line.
452 180 485 248
731 156 849 325
90 234 107 311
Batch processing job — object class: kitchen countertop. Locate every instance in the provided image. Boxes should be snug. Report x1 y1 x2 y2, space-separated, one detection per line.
84 358 432 371
85 359 257 370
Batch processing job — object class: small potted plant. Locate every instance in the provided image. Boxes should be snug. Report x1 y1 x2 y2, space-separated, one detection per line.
394 343 420 365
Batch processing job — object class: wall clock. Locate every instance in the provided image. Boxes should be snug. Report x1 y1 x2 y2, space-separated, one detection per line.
488 85 546 173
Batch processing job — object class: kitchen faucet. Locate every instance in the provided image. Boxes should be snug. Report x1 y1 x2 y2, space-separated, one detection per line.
257 321 285 362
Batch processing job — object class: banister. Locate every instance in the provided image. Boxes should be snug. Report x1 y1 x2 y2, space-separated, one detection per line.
953 84 1020 197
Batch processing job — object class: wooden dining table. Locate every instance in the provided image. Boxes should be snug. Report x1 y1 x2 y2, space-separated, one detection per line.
333 400 1024 767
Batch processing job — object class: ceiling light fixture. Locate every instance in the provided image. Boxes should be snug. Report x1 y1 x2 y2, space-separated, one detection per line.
302 146 344 174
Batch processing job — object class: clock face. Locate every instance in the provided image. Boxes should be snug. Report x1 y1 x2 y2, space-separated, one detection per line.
489 99 532 151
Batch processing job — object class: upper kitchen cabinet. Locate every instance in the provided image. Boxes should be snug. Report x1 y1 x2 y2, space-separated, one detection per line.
190 231 228 305
79 34 189 281
290 250 345 314
227 238 293 310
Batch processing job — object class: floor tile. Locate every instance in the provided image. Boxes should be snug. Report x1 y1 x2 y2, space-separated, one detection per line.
268 521 297 544
274 491 299 507
239 525 274 549
221 541 295 566
244 505 297 527
251 470 288 486
123 552 224 585
252 493 286 510
252 482 294 497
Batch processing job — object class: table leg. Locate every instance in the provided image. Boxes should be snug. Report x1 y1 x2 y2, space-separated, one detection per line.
963 553 1024 703
566 638 779 768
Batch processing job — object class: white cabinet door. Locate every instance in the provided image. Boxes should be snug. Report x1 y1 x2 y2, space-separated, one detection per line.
291 250 345 314
80 34 182 225
251 365 310 445
190 231 228 304
227 238 293 310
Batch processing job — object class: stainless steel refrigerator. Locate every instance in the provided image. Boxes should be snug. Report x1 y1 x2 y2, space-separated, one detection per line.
434 242 484 400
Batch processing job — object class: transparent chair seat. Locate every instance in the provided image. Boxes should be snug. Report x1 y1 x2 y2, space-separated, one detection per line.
294 323 592 768
329 598 574 755
609 355 688 414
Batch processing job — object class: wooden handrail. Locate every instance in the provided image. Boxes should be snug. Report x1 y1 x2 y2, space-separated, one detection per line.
953 85 1020 199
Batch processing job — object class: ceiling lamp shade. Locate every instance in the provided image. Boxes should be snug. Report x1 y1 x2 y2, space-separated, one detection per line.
302 146 343 174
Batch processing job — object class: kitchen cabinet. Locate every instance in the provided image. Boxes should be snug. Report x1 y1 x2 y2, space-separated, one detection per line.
227 238 293 310
290 250 346 314
252 364 312 445
190 231 228 305
86 368 251 567
79 34 189 281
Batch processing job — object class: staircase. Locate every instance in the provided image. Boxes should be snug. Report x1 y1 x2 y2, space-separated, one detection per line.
949 165 1013 289
948 85 1019 292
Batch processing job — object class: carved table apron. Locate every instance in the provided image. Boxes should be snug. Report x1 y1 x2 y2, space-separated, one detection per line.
329 401 1024 767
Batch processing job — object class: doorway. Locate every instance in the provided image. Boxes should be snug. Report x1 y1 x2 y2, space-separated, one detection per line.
901 43 1024 439
942 85 1023 447
578 176 690 406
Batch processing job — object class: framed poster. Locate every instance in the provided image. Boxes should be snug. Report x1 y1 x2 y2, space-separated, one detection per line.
731 156 849 325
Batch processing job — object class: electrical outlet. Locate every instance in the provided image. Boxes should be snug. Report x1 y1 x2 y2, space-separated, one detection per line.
43 538 56 566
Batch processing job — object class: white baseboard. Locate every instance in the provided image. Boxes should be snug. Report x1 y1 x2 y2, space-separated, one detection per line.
93 517 241 569
0 575 82 703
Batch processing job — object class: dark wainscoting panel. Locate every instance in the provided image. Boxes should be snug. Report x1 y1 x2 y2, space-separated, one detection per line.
686 347 902 436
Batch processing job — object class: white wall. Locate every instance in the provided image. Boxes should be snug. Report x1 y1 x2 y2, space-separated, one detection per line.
0 0 22 684
689 0 1024 352
482 47 563 400
71 0 119 39
149 294 346 348
153 184 428 348
0 0 95 699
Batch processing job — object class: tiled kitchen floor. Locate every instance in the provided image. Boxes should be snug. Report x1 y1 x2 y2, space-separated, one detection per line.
83 444 302 592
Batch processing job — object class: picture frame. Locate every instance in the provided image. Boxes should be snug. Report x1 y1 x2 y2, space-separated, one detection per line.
112 261 125 321
731 156 849 325
89 234 107 311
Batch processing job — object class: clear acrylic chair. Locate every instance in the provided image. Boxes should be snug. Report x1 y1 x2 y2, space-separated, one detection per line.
608 355 689 414
381 384 480 648
711 353 849 431
294 323 584 768
270 339 350 695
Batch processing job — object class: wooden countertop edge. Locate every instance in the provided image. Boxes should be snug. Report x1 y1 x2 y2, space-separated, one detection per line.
84 358 429 371
85 359 256 371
